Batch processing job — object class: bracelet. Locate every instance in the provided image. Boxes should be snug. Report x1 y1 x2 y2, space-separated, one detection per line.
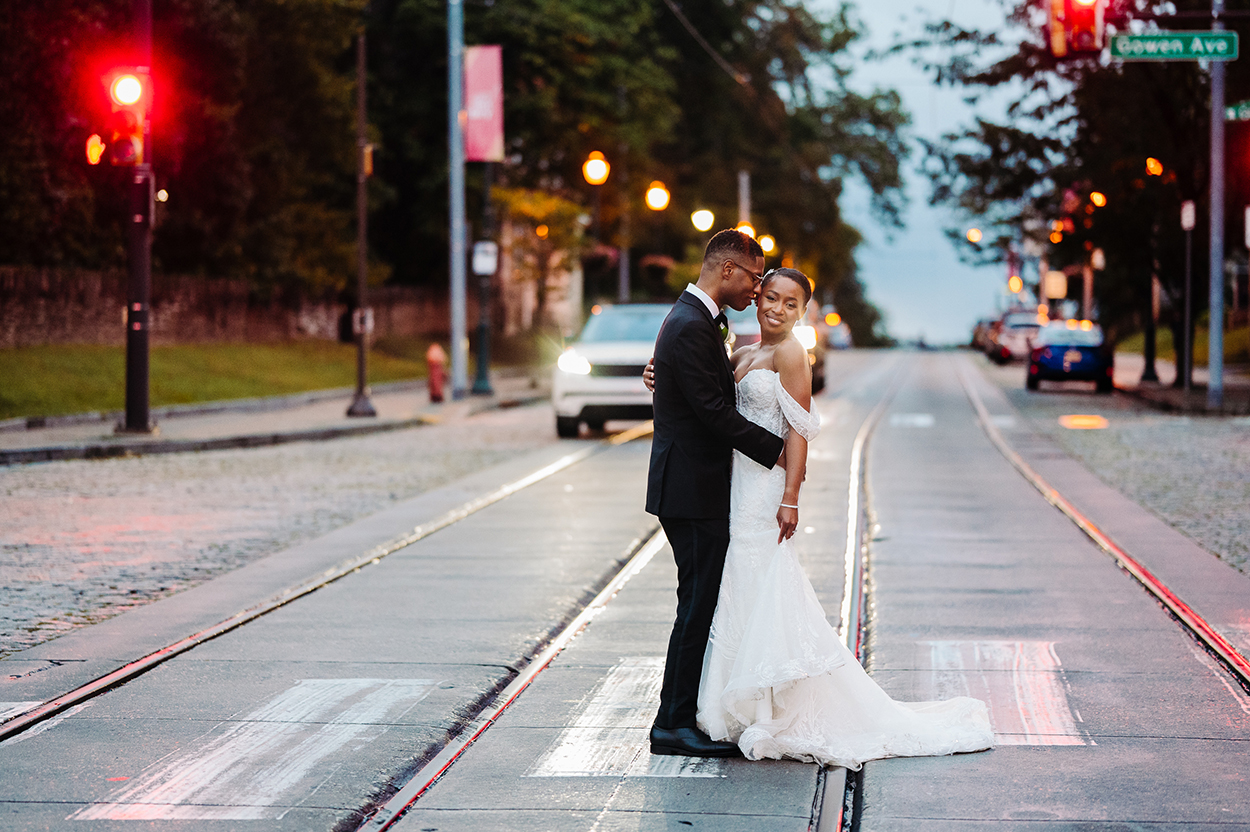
780 503 799 509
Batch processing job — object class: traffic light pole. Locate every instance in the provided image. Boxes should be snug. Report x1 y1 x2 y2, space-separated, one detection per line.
347 30 377 418
121 0 154 434
1209 0 1226 409
448 0 469 399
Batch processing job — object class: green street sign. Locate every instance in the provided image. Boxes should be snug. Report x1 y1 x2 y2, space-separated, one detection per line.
1110 31 1238 61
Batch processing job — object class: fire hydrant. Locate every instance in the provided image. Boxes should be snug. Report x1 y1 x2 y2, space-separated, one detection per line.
426 342 447 403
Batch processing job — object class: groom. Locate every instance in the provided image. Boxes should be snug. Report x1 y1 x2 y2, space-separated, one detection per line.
646 229 786 757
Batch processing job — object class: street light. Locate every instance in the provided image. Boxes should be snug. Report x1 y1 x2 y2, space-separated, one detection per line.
735 221 755 238
1146 157 1163 176
582 151 610 185
691 209 714 232
645 181 670 211
966 227 983 243
759 234 776 253
1090 191 1107 207
1008 274 1023 294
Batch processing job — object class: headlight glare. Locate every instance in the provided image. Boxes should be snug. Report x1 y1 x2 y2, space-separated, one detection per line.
557 351 592 375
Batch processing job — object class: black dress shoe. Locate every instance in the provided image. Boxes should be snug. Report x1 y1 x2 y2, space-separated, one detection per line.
649 725 743 758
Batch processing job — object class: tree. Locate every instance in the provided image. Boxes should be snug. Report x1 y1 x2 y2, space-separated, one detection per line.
919 0 1249 373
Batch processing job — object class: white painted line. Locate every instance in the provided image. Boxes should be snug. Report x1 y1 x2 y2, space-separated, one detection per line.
1 702 91 747
71 679 434 821
888 412 935 428
0 702 43 722
925 641 1087 746
529 657 724 778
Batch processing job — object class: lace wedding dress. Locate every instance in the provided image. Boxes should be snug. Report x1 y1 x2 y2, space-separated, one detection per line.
696 368 994 769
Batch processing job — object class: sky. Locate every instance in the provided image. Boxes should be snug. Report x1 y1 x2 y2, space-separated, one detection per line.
811 0 1021 345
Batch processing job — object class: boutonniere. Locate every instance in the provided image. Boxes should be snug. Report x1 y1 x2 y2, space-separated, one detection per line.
719 322 730 343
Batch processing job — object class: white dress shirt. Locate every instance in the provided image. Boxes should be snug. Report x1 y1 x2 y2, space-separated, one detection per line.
683 283 720 321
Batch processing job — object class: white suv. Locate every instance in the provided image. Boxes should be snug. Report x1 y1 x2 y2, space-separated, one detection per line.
552 303 671 437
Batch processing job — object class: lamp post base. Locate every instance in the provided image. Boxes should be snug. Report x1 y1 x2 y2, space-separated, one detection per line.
346 392 377 417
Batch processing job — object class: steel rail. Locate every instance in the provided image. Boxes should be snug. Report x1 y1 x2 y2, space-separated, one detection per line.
957 359 1250 687
361 529 669 830
816 356 907 832
0 425 653 743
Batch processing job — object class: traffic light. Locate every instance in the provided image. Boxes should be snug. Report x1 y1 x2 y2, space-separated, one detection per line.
104 69 148 165
1048 0 1105 58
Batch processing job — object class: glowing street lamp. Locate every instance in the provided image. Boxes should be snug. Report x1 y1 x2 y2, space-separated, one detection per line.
691 209 714 232
1146 157 1163 176
758 234 776 253
735 221 755 238
1090 191 1107 207
582 151 609 185
1008 275 1023 294
966 227 983 243
645 181 670 211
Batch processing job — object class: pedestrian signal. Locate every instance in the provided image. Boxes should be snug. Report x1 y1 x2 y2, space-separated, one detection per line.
1048 0 1105 58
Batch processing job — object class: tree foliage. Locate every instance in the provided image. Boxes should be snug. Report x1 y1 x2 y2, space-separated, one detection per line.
1 0 908 341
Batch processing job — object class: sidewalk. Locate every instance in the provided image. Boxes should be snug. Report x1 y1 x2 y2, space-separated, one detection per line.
1114 352 1250 415
0 370 550 465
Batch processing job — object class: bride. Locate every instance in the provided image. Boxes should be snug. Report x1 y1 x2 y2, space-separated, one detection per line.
696 267 995 768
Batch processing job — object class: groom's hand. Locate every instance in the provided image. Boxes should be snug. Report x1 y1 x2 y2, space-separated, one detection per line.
642 358 655 392
777 505 798 543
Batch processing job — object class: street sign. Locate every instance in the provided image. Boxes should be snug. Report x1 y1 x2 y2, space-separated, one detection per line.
1227 100 1250 121
472 241 498 276
1110 31 1238 61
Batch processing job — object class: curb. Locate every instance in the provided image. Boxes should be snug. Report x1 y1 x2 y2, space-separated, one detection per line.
1114 383 1250 416
0 393 548 466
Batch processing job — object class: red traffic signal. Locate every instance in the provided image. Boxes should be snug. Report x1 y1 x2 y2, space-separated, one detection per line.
102 69 149 165
1048 0 1105 58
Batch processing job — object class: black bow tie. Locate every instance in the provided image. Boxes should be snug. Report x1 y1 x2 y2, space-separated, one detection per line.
713 311 727 328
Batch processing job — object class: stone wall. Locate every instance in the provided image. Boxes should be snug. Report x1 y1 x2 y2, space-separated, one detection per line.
0 267 477 347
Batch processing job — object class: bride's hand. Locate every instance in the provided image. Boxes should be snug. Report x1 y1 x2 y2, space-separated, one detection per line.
642 358 655 392
777 505 797 543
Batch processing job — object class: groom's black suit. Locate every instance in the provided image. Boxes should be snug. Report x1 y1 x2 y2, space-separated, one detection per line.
646 291 784 730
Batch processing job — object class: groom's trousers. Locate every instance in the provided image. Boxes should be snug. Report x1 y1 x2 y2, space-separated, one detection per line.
655 516 731 730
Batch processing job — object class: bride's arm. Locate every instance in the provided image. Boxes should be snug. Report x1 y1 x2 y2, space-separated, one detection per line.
775 339 812 542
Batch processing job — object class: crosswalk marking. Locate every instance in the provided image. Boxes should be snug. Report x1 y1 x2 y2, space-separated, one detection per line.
924 641 1088 746
889 413 935 428
70 678 435 820
529 657 725 778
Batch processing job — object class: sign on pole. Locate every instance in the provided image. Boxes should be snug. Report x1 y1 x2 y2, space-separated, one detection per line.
464 45 504 162
1110 31 1238 61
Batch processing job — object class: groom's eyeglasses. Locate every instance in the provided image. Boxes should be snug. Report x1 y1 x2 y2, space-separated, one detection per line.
729 261 765 284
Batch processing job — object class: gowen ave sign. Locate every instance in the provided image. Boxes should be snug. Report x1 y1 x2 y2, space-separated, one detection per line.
1110 31 1238 61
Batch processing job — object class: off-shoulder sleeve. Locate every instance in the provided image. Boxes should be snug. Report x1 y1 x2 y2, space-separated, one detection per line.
775 373 820 441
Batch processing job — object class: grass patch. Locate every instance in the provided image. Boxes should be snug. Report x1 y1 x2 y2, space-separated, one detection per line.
0 341 430 420
1117 324 1249 365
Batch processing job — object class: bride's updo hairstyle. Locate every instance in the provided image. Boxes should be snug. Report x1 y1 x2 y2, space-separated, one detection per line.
761 267 812 307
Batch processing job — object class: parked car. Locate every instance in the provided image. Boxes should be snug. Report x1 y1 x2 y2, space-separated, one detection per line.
552 303 671 437
818 304 853 350
724 304 826 394
1026 321 1114 393
971 318 995 351
987 311 1042 364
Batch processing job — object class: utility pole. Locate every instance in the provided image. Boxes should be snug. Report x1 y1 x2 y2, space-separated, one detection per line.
1182 200 1196 395
738 170 751 227
122 0 154 433
1209 0 1227 408
347 31 376 417
448 0 468 398
471 164 495 395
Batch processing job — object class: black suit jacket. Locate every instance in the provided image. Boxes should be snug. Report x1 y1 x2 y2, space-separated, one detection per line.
645 293 785 519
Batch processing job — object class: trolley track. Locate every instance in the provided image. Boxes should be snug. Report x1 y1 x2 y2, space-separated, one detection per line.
0 423 654 744
957 357 1250 690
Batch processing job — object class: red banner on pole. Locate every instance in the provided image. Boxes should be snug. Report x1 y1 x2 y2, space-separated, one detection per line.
464 45 503 162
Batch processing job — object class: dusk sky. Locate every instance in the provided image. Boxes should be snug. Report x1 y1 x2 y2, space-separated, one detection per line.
821 0 1020 344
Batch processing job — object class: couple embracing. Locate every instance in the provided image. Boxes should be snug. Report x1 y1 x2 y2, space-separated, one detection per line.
645 229 994 768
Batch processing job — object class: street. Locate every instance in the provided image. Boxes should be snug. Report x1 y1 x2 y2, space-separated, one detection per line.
1 350 1248 830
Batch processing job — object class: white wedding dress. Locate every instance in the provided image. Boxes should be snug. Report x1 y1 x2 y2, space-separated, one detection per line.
696 369 994 769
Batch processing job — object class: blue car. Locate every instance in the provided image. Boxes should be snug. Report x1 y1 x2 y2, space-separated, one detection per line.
1026 321 1114 393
